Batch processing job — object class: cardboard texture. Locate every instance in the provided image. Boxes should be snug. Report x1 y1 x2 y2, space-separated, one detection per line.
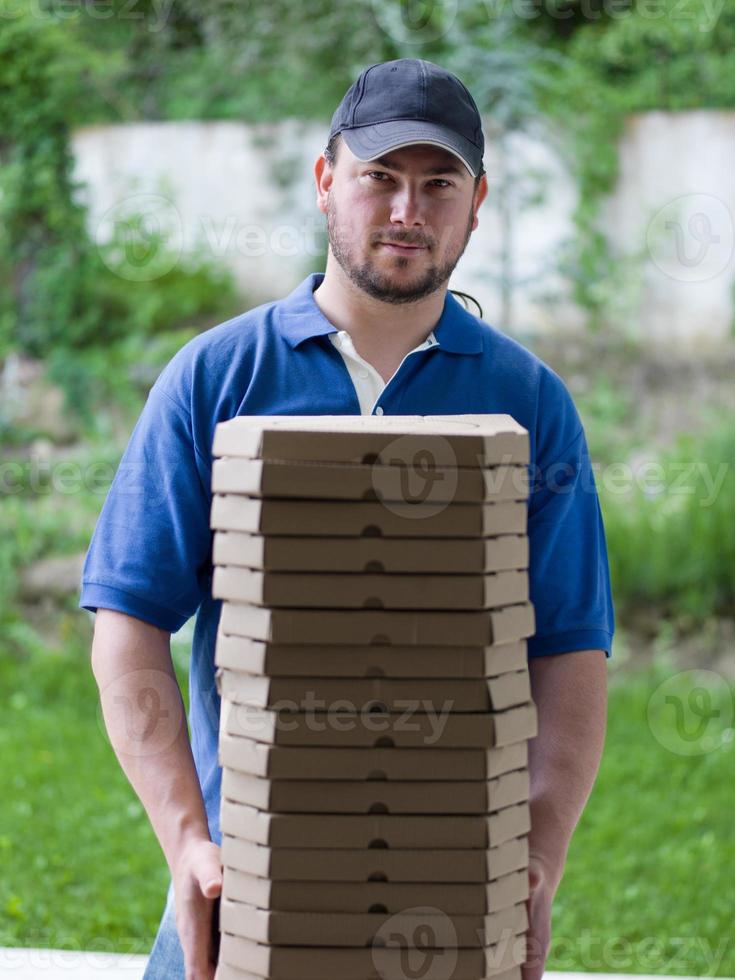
213 531 529 574
212 566 529 611
220 834 529 882
211 494 528 538
214 634 528 678
211 414 530 467
222 866 529 914
211 414 534 978
219 800 531 849
218 897 527 947
217 670 531 714
220 697 538 748
219 603 535 647
212 457 529 503
217 929 526 978
218 734 529 781
215 963 523 980
220 767 530 815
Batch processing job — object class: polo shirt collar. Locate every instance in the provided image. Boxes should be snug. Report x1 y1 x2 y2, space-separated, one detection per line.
277 272 483 354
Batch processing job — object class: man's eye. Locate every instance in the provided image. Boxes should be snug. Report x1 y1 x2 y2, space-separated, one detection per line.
366 172 452 189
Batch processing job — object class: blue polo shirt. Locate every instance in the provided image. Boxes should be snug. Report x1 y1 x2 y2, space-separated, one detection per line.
79 271 614 846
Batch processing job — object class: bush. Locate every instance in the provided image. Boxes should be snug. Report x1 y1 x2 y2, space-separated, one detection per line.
601 416 735 625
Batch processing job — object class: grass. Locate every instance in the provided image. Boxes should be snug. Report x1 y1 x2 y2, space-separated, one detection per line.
0 626 191 953
550 659 735 976
1 636 733 972
599 417 735 627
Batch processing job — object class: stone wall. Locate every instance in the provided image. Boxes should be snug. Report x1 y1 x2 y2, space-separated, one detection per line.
71 112 735 345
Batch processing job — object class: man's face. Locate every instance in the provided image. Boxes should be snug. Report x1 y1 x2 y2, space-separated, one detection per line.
318 141 488 305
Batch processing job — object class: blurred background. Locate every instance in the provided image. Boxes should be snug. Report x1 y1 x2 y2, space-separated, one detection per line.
1 0 734 973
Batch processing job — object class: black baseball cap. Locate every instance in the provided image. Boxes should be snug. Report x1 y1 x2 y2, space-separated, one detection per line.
327 59 485 179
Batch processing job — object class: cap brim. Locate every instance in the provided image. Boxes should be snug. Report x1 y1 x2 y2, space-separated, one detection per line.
341 120 481 178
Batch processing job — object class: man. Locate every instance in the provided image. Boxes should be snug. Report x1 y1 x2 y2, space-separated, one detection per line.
81 59 614 980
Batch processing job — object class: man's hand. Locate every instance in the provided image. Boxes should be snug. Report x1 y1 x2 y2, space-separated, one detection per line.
172 837 223 980
91 610 222 976
522 649 609 980
522 853 559 980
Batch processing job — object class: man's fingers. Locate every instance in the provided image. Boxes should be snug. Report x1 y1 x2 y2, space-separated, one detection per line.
195 843 224 899
177 889 217 979
522 928 548 980
171 839 223 978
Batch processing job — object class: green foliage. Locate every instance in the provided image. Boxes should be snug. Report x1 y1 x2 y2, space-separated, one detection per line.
0 443 118 651
0 636 186 948
69 0 396 124
551 663 735 976
0 5 239 422
600 416 735 625
536 0 735 327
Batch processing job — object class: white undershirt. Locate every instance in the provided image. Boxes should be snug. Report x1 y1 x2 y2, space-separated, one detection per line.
329 329 438 415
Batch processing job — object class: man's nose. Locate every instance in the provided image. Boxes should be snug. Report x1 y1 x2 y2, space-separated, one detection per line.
389 187 426 226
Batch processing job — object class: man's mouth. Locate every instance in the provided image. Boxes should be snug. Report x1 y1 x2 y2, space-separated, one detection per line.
379 242 428 254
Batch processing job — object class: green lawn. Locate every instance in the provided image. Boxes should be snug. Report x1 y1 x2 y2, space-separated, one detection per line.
550 660 734 976
0 623 191 954
1 633 732 973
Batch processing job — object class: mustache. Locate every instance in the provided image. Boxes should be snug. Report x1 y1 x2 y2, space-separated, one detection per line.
374 234 433 248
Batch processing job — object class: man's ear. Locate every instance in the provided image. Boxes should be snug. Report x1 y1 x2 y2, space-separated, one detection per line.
315 155 333 215
470 174 489 232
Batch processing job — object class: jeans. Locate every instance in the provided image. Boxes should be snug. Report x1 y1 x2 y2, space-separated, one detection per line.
142 880 185 979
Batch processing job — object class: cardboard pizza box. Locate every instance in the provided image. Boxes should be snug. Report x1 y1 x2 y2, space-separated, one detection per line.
217 670 531 714
218 897 527 948
214 633 528 679
219 767 530 815
220 834 529 882
219 603 536 648
210 494 527 538
222 866 529 915
217 928 526 978
213 531 529 574
212 414 530 467
215 961 523 980
219 800 531 849
212 567 529 611
218 734 529 781
220 697 538 749
212 457 529 504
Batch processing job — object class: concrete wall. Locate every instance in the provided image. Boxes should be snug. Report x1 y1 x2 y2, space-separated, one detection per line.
71 112 735 345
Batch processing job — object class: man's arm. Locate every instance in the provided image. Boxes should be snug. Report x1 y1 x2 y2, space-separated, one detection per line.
523 648 608 980
91 608 222 980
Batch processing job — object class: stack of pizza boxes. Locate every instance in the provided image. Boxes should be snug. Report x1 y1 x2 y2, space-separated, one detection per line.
209 415 537 980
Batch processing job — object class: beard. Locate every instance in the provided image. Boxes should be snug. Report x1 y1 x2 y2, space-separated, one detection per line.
325 195 475 305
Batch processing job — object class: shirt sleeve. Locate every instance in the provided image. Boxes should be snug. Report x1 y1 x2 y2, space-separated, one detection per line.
78 381 213 633
526 376 615 659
